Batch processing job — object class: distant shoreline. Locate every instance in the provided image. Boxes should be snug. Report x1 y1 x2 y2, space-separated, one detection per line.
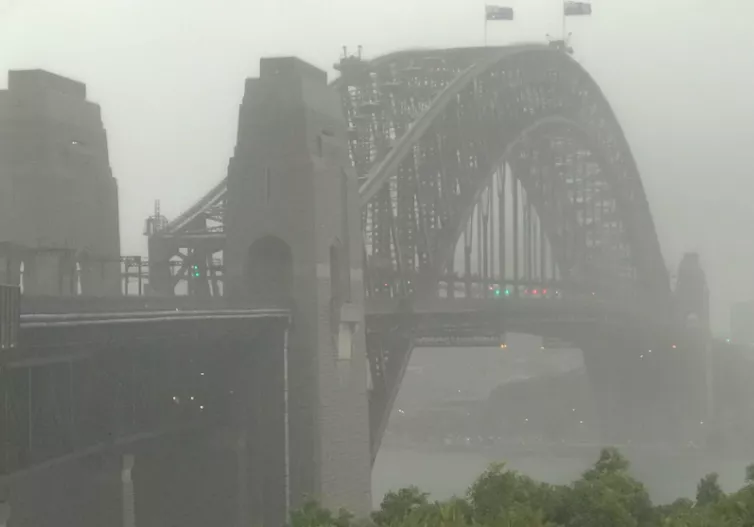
381 437 754 463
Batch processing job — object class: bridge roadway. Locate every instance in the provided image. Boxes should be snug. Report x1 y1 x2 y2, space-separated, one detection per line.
15 288 681 354
366 293 675 336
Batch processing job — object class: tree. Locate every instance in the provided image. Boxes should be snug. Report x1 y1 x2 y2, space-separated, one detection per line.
564 448 655 527
290 500 355 527
288 451 754 527
467 462 560 524
372 486 429 526
695 473 725 506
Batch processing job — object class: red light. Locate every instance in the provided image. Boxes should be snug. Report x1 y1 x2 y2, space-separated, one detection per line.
533 289 538 295
543 289 548 294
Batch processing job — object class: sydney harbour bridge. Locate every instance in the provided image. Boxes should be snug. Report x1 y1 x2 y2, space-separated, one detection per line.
1 44 751 527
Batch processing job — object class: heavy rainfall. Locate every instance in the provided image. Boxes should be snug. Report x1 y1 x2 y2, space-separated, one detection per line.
1 0 754 525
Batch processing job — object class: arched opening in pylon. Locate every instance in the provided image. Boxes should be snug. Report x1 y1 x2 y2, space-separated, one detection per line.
246 235 293 300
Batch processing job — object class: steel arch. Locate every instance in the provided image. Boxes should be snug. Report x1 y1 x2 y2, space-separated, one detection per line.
344 45 667 304
333 44 670 459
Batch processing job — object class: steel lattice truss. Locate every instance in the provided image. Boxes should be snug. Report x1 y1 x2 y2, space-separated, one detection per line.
147 44 670 458
345 46 667 300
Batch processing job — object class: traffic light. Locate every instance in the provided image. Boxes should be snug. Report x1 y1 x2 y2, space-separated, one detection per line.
191 264 201 278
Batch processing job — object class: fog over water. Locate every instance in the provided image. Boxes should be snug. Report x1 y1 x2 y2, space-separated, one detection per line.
374 345 754 507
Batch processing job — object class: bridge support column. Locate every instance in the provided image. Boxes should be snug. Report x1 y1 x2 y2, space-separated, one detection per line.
0 501 9 527
225 57 371 516
0 481 7 527
122 454 136 527
240 325 287 527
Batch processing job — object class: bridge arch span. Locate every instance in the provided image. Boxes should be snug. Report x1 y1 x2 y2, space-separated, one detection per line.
332 45 677 457
341 45 668 304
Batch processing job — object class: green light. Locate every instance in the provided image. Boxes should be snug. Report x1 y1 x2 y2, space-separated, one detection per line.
494 289 501 297
504 289 511 296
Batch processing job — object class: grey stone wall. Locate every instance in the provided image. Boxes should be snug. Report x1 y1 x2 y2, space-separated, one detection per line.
0 69 120 293
225 57 372 516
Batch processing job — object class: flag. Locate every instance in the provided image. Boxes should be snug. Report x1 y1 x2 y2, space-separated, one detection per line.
564 1 592 16
485 5 514 21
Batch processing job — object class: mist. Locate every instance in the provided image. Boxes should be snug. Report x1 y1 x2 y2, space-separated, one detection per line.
4 0 754 519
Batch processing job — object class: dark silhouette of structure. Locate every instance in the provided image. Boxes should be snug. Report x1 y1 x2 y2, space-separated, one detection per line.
0 70 121 296
1 47 747 527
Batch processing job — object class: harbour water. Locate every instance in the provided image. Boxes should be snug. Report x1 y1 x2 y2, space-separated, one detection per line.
372 341 754 508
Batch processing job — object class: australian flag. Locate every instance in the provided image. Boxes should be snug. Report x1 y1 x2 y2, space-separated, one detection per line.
485 5 514 21
564 1 592 16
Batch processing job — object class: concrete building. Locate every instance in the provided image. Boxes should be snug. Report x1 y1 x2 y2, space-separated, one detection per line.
0 69 120 294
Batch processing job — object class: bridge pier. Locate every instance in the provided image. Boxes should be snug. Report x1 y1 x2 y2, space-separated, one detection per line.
237 324 288 527
224 56 372 516
122 454 135 527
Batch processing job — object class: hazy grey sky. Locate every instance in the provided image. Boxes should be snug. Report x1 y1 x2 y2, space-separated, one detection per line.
2 0 753 331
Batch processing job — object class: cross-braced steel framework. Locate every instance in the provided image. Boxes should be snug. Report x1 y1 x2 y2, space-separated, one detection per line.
147 44 670 458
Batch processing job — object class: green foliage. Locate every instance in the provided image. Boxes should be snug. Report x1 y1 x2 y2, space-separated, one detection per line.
467 462 560 525
288 449 754 527
695 473 725 506
290 500 355 527
371 486 429 526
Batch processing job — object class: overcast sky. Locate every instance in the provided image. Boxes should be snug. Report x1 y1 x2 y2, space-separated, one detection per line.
1 0 753 331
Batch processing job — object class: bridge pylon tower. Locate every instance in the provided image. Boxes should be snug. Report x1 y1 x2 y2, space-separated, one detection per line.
224 57 371 522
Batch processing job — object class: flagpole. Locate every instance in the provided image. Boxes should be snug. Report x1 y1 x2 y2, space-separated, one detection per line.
484 3 488 46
